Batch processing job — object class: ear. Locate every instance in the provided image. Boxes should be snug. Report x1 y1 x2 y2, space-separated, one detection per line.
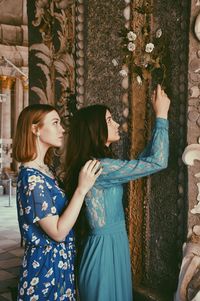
32 124 39 136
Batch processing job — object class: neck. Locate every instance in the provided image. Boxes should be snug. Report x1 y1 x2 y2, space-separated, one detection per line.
35 146 48 164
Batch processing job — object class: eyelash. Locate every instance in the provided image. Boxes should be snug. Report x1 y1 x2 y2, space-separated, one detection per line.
53 121 59 125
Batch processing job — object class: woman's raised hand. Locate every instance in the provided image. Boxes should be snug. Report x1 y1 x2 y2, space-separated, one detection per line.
151 84 170 119
77 160 102 195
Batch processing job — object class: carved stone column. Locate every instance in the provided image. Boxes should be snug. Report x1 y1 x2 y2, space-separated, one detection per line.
1 76 15 169
1 77 14 139
174 1 200 300
14 78 24 127
22 76 29 108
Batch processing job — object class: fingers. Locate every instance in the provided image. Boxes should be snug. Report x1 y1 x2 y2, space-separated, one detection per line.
82 159 93 171
94 166 103 179
82 159 101 174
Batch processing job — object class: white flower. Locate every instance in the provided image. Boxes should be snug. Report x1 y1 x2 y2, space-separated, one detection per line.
31 277 39 286
112 58 119 66
30 295 39 301
23 270 28 277
156 28 162 38
63 262 68 270
51 206 57 214
127 31 137 41
35 176 43 183
25 206 31 214
27 286 35 295
42 201 48 211
58 261 64 268
51 278 55 285
59 249 65 256
33 216 40 223
22 259 27 268
20 288 24 295
32 260 40 269
119 70 128 78
42 288 49 294
44 282 51 288
22 224 29 231
127 42 136 52
23 281 28 289
35 239 40 245
28 175 37 183
29 183 36 191
136 75 142 85
43 245 52 254
145 43 154 53
66 288 72 297
31 235 37 242
45 267 53 278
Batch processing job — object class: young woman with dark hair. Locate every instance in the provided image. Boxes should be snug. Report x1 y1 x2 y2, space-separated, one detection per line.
13 104 102 301
64 85 171 301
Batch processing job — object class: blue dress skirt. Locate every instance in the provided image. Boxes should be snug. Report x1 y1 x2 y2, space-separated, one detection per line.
78 118 169 301
17 167 76 301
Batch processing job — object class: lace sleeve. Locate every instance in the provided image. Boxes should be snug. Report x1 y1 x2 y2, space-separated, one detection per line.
95 118 169 188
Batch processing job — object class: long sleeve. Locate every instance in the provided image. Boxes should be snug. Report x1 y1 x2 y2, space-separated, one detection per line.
95 118 169 188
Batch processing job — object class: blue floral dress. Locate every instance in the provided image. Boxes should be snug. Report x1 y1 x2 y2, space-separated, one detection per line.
17 167 76 301
78 118 169 301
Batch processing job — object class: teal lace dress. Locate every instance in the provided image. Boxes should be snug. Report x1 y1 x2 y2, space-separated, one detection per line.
78 118 169 301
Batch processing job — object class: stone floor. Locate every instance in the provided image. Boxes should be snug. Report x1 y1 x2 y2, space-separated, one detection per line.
0 194 24 301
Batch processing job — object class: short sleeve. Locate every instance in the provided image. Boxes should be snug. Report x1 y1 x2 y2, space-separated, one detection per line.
95 118 169 188
19 172 58 224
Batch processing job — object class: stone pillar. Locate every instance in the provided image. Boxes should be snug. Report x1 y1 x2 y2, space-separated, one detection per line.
174 2 200 300
1 77 13 139
22 77 29 108
1 76 14 169
14 78 24 128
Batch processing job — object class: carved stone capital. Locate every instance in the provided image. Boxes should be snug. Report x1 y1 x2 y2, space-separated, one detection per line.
1 76 15 89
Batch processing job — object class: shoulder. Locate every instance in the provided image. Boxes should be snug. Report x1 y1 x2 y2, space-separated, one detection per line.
18 167 46 187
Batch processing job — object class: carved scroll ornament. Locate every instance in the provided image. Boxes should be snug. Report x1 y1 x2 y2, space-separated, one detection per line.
175 144 200 301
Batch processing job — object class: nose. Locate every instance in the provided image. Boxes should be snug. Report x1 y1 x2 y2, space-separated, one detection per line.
115 121 120 128
60 125 65 133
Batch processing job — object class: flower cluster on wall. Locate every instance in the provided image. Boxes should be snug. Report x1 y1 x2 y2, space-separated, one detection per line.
120 2 166 86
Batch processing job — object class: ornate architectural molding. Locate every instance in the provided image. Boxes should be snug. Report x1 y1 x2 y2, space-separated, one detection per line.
75 0 84 107
0 24 28 46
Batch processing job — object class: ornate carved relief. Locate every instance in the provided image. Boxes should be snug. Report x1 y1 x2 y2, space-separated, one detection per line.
29 0 75 116
175 145 200 301
75 0 85 108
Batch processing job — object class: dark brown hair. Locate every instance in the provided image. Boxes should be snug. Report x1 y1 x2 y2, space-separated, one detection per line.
13 104 59 165
63 104 114 255
64 104 113 198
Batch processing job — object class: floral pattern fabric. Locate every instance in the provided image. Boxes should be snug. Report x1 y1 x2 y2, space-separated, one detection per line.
17 167 76 301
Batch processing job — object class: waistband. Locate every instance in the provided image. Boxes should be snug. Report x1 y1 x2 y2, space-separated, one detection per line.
89 221 126 236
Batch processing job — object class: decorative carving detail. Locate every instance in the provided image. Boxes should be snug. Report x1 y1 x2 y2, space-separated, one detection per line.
194 13 200 41
128 0 152 286
30 0 75 114
75 0 85 107
175 144 200 300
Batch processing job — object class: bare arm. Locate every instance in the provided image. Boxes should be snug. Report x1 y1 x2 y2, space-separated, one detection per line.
38 160 102 242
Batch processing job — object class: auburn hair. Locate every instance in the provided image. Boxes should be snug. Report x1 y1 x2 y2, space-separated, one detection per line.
13 104 59 165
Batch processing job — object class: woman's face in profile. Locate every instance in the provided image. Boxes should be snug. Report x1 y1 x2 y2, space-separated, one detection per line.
105 110 120 146
36 110 65 148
